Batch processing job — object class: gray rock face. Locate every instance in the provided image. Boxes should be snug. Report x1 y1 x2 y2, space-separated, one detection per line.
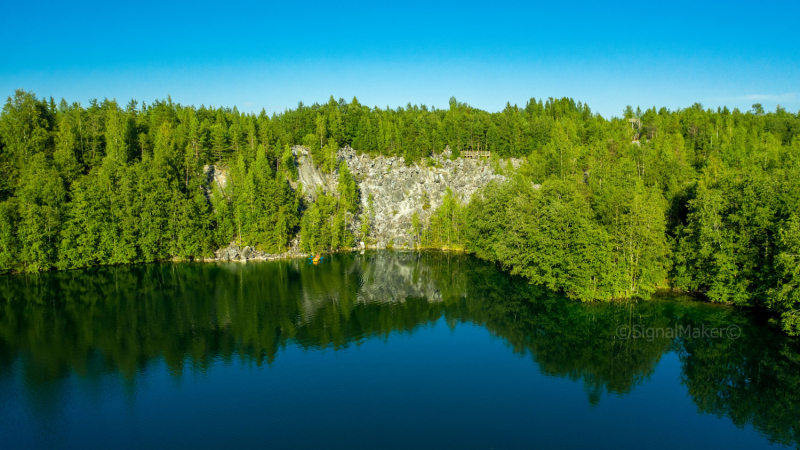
293 147 337 201
293 145 521 249
207 146 522 258
212 238 306 262
203 164 229 193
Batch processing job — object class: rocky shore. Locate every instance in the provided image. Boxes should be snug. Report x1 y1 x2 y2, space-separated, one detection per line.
209 243 306 262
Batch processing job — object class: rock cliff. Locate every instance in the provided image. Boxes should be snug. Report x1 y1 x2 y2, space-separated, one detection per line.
208 146 520 260
295 146 519 249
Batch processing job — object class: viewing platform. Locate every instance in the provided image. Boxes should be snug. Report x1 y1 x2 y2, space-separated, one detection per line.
461 150 491 159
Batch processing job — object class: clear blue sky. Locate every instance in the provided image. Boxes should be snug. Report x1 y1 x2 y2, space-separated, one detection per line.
2 0 798 117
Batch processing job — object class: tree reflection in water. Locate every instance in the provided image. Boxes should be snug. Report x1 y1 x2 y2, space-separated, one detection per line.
0 251 798 446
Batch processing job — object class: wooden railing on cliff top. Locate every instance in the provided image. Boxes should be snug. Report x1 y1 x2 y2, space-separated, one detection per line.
461 150 491 158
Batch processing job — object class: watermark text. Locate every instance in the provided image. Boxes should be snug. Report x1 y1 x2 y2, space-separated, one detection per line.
616 324 741 341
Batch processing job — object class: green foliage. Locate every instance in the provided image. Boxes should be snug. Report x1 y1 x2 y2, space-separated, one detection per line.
298 162 362 253
464 148 676 301
280 144 297 180
421 188 466 249
411 211 421 248
0 200 19 272
299 189 353 254
466 178 621 301
337 162 359 214
360 213 371 244
768 216 800 335
3 89 800 333
0 90 51 168
671 136 800 334
231 149 299 253
359 193 375 245
0 90 302 272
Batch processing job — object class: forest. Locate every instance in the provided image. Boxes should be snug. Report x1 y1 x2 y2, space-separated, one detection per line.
1 89 799 334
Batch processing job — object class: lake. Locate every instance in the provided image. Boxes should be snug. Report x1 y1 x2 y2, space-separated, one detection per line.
0 251 798 449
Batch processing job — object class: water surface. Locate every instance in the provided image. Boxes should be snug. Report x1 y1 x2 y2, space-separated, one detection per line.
1 251 798 449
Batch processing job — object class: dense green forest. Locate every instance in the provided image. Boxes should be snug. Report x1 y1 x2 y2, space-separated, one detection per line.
1 89 800 334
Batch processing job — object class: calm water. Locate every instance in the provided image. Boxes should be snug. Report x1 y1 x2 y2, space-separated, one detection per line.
0 251 798 449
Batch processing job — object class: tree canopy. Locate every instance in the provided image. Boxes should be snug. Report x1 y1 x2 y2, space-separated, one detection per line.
2 89 800 333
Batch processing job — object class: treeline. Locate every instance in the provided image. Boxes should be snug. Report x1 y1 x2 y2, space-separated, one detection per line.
0 90 304 272
0 90 598 271
2 89 800 333
418 103 800 335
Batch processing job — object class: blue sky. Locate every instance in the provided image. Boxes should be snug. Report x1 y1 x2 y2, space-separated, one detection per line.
2 0 797 117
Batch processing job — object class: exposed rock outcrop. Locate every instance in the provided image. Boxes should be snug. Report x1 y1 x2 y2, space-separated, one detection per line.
211 238 306 262
205 146 521 260
293 145 520 248
203 164 229 193
293 149 337 201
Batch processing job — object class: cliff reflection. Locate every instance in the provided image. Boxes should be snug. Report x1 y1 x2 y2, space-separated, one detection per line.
1 251 798 446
